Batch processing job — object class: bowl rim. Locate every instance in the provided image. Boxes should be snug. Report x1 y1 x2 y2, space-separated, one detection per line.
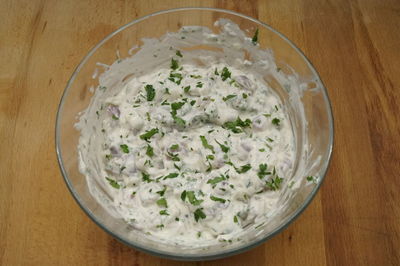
55 7 334 261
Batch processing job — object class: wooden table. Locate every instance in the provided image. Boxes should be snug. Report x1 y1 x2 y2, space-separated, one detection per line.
1 0 399 265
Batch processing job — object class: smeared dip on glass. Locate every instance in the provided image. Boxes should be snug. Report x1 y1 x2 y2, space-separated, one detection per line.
77 19 306 246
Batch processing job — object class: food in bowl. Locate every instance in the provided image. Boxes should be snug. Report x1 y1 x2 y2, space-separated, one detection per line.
76 18 318 248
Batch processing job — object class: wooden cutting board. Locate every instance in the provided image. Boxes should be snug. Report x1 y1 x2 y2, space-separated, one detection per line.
1 0 399 265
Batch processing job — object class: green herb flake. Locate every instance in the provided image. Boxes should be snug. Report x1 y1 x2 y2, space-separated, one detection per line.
170 101 185 116
196 82 203 88
206 154 215 160
120 144 129 153
159 210 169 215
266 171 283 191
194 208 206 222
163 172 179 180
146 145 154 157
257 163 271 179
173 163 181 171
105 177 120 189
170 144 179 151
221 67 231 81
259 148 266 152
140 128 159 142
173 115 186 126
190 100 196 106
272 118 281 126
112 115 119 120
186 191 203 206
181 190 187 201
222 94 237 101
142 172 153 183
145 84 155 101
307 176 317 183
215 140 230 153
252 28 259 45
167 151 180 161
156 186 167 197
183 85 191 93
235 164 252 174
190 74 202 79
234 215 238 223
210 195 226 203
207 175 226 185
200 135 215 153
176 50 183 57
223 117 252 133
171 58 179 70
156 198 168 208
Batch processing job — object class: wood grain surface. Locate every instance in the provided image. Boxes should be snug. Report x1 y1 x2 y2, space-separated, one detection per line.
1 0 399 265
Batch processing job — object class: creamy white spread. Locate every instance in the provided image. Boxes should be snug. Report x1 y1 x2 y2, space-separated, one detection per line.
77 19 311 247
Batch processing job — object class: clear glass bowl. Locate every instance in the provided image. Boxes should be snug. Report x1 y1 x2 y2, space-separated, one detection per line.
56 7 333 260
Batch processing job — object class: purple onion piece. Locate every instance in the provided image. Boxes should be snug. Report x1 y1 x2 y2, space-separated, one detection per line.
107 105 120 118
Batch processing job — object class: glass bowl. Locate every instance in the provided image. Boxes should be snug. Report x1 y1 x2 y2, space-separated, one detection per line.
56 7 333 260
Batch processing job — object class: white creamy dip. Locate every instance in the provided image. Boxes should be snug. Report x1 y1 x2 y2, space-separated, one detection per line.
77 19 308 247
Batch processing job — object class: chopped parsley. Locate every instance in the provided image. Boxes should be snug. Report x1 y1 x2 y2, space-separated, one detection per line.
215 140 230 153
156 186 167 196
183 85 191 93
180 190 187 201
194 208 206 222
223 117 252 133
105 177 120 189
307 176 317 183
186 191 203 206
159 210 169 215
140 128 159 142
168 72 183 85
156 198 168 208
222 94 237 101
167 151 180 161
163 173 179 180
272 118 281 126
112 115 119 120
145 84 155 101
200 135 215 153
235 164 252 174
173 115 186 126
146 145 154 157
257 163 271 179
142 172 153 183
252 28 259 45
176 50 183 57
207 175 226 185
171 58 179 70
120 144 129 153
206 154 215 160
266 169 283 190
170 101 185 116
210 195 226 203
221 67 231 81
234 215 239 223
170 144 179 150
190 74 202 79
